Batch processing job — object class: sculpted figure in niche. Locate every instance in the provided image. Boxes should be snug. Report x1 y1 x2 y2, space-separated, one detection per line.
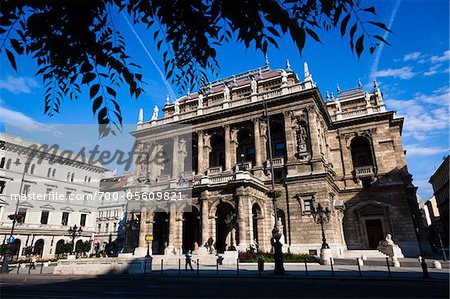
251 77 258 94
223 85 231 101
293 117 308 156
137 142 150 182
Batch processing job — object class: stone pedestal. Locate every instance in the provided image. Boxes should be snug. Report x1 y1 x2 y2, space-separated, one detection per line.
164 245 177 255
433 260 442 269
391 256 401 267
134 246 150 257
377 234 405 258
222 251 239 265
67 255 76 260
320 248 333 265
198 246 208 255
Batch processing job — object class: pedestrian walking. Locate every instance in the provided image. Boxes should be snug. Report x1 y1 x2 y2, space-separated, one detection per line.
29 255 37 270
185 250 193 271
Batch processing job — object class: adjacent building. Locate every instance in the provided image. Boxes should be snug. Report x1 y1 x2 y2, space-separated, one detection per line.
95 173 131 252
0 133 106 258
429 156 449 247
127 61 423 257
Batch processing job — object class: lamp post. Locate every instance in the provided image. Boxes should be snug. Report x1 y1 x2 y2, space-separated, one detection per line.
311 203 332 264
68 225 83 255
263 101 285 275
411 213 429 279
1 156 29 273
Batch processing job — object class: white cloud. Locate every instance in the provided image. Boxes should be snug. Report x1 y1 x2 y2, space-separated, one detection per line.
403 52 423 62
404 144 448 156
373 67 416 79
385 86 450 140
0 76 39 94
0 105 55 133
430 50 450 63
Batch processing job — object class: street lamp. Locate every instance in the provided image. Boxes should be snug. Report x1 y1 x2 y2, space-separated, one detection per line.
311 203 331 249
1 155 30 273
263 101 285 275
68 225 83 255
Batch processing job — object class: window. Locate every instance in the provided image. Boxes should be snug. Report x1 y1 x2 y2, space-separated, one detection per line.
105 223 109 233
0 180 6 194
6 159 11 169
30 164 35 174
52 169 56 177
0 157 5 168
67 172 71 181
61 212 69 226
80 214 87 227
17 208 27 223
71 173 75 182
24 163 30 173
23 184 31 196
274 142 286 158
45 188 53 200
97 223 101 233
304 199 313 212
66 191 72 201
47 168 52 177
40 211 49 224
113 223 117 231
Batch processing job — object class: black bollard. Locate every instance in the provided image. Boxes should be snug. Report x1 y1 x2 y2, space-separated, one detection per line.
386 257 391 277
237 258 239 276
40 262 44 275
330 258 335 276
356 258 362 277
304 260 309 276
197 259 199 275
161 259 163 275
216 259 219 275
178 259 181 275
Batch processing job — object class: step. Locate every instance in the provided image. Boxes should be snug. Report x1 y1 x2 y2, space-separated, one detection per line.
344 250 388 259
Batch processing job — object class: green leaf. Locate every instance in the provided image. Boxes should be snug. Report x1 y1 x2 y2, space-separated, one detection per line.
355 34 364 58
305 28 321 43
90 84 100 99
92 96 103 114
340 13 351 37
106 86 117 97
368 21 392 33
362 7 376 15
373 35 391 46
5 49 17 71
10 39 23 55
82 73 95 84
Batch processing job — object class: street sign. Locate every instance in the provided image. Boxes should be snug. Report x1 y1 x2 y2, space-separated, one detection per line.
145 234 153 241
7 236 15 243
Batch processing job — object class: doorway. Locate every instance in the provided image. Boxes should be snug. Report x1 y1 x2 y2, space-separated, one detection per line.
365 219 384 249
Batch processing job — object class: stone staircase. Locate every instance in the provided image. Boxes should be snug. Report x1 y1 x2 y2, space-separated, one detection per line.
343 250 388 259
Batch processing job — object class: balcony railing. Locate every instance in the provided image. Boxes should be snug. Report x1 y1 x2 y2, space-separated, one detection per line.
265 157 284 168
354 165 375 177
207 166 222 175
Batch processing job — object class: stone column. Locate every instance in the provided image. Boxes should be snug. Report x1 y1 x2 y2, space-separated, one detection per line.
253 118 262 166
260 120 268 165
283 111 295 162
166 203 176 255
236 187 249 250
307 106 321 159
201 193 209 245
203 133 211 172
230 128 238 168
197 130 204 175
171 135 179 178
224 125 231 171
138 206 147 248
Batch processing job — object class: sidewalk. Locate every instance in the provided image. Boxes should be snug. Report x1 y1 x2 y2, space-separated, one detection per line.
3 262 448 281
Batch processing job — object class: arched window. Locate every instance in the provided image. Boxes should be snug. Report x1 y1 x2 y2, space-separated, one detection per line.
350 137 374 168
236 128 255 166
52 169 56 177
0 157 5 169
6 159 11 169
30 164 35 174
71 173 75 182
47 168 52 177
209 134 225 168
67 172 71 181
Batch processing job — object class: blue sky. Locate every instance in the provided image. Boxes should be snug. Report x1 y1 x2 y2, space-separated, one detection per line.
0 0 448 199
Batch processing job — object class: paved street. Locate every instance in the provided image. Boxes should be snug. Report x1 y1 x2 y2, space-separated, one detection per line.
1 274 448 298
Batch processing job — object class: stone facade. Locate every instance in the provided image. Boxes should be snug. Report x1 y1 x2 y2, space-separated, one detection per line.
127 62 422 258
0 133 106 259
429 156 449 247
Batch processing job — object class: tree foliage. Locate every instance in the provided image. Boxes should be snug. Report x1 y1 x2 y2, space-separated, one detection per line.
1 0 390 136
